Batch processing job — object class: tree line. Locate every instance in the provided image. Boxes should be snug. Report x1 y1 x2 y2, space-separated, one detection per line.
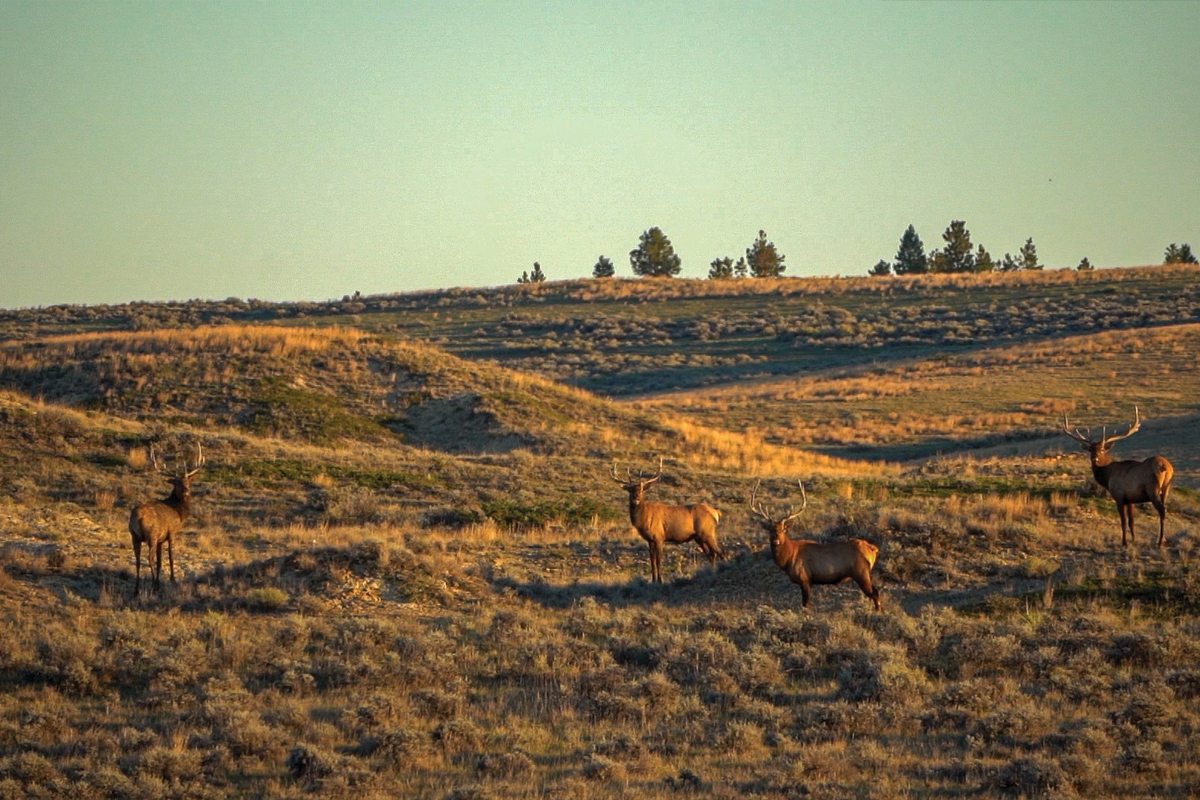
518 227 787 283
870 221 1196 277
515 223 1196 283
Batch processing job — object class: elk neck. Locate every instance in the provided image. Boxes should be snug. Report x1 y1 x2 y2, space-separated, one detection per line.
1088 446 1115 487
627 487 648 526
768 526 795 567
1089 459 1115 490
164 480 193 521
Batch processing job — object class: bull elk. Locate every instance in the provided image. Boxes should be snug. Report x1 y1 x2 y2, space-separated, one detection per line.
1062 406 1173 548
750 481 882 611
611 459 726 583
129 441 204 593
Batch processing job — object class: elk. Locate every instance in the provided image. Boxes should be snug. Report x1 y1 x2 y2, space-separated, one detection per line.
750 481 882 611
611 459 726 583
129 441 204 593
1062 406 1173 548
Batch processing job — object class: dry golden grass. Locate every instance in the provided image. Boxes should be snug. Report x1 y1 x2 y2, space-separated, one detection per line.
556 262 1200 302
0 323 366 361
638 323 1200 479
4 266 1200 796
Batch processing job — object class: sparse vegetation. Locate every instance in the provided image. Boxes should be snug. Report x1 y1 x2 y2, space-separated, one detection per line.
1 265 1199 797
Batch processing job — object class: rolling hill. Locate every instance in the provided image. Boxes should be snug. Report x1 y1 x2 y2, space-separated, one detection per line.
2 266 1200 799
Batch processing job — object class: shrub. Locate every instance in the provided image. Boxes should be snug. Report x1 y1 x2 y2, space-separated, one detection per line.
0 752 59 785
481 498 617 529
245 587 289 612
991 756 1068 797
423 507 485 529
835 646 931 705
433 720 482 757
370 727 427 768
475 750 534 779
580 754 620 781
286 744 337 782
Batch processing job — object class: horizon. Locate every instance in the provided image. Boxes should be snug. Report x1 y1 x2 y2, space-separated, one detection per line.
2 260 1186 314
2 1 1197 309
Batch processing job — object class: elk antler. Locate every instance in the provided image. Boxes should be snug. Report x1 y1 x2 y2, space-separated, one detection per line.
1100 406 1141 447
750 480 807 524
749 480 774 522
1061 413 1093 444
1063 406 1143 448
611 458 663 487
643 456 663 486
147 440 204 478
184 441 205 479
147 442 169 474
781 481 808 524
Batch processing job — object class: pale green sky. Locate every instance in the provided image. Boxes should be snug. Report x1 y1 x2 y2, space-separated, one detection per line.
1 1 1197 308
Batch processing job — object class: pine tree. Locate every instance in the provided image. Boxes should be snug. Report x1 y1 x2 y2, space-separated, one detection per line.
974 244 995 273
516 271 529 284
1019 238 1040 270
529 262 547 282
1077 257 1093 271
745 230 786 278
1165 243 1198 264
930 220 975 273
734 257 748 279
629 227 682 277
868 259 892 277
592 255 615 278
892 225 928 275
1000 253 1019 272
708 257 734 280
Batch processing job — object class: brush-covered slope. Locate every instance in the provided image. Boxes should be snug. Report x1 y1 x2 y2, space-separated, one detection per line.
0 327 880 521
640 323 1200 488
0 325 626 455
5 265 1200 398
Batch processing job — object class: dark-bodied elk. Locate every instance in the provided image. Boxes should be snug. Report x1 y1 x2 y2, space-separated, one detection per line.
129 442 205 593
750 481 882 611
612 459 726 583
1062 407 1173 548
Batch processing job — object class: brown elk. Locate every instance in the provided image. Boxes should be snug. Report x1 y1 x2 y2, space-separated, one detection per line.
611 459 726 583
129 442 204 593
1062 406 1173 548
750 481 882 611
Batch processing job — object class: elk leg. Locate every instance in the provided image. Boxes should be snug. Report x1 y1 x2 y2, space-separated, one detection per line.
1125 504 1135 547
650 540 663 583
799 580 812 609
1151 499 1166 548
167 536 176 583
154 542 163 590
855 574 882 612
133 539 142 595
707 539 728 563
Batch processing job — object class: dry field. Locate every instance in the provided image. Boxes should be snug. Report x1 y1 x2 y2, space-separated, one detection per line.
2 267 1200 798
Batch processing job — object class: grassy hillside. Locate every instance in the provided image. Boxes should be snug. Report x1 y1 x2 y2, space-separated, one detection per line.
2 266 1200 799
640 323 1200 482
5 265 1200 397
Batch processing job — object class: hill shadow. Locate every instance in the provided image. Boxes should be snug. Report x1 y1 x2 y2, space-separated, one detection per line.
491 550 891 613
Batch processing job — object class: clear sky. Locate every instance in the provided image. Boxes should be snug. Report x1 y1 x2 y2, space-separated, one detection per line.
1 1 1197 308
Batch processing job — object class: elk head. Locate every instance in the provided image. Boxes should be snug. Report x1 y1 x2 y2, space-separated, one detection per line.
150 440 205 501
1062 406 1141 466
750 480 807 547
611 457 663 504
